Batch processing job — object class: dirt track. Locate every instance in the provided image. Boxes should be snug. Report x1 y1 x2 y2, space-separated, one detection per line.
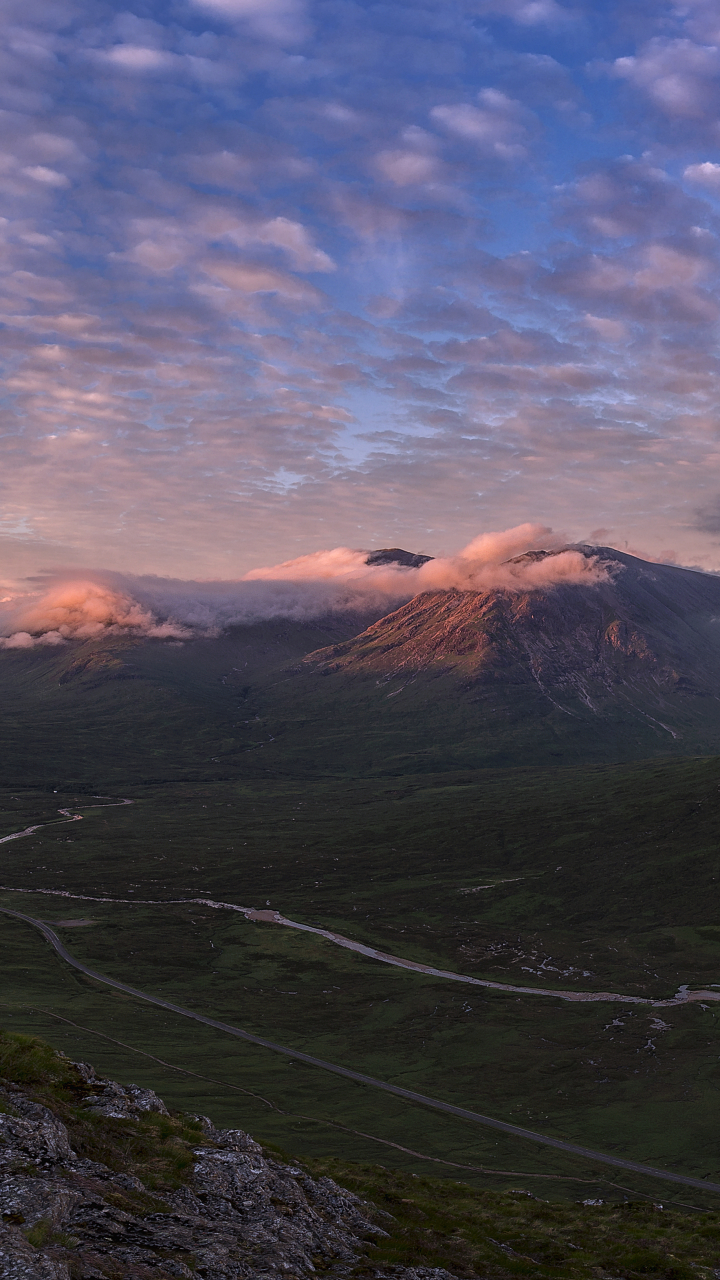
3 902 720 1198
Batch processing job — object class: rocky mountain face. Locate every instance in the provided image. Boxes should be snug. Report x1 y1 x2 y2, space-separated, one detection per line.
248 547 720 771
0 1060 452 1280
305 547 720 712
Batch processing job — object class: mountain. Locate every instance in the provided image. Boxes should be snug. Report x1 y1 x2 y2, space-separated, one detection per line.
3 544 720 786
0 610 385 788
246 546 720 774
365 546 434 568
304 546 720 711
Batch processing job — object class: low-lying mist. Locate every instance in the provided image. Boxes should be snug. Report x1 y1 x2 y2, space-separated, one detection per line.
0 523 610 648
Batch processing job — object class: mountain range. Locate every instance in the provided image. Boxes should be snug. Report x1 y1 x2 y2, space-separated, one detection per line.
5 545 720 1204
2 544 720 785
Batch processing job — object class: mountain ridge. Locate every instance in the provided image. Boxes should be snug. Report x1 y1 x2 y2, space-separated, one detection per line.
3 544 720 784
299 546 720 711
226 545 720 774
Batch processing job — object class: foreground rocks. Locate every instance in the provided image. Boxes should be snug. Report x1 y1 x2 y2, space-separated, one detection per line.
0 1064 455 1280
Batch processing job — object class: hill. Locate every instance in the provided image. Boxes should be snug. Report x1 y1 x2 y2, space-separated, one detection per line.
3 544 720 786
245 546 720 775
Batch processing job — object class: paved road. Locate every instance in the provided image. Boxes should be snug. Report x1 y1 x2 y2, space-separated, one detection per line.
4 904 720 1198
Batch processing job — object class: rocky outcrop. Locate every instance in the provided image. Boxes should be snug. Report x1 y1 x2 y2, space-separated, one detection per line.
0 1065 455 1280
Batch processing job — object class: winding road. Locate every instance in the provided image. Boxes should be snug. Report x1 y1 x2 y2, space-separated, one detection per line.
0 797 132 846
3 801 720 1196
2 881 718 1010
3 902 720 1197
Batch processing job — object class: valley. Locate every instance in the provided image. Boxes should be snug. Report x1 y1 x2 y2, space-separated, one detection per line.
2 754 720 1209
3 547 720 1212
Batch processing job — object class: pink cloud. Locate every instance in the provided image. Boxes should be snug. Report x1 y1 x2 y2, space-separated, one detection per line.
431 89 537 159
611 38 720 121
0 526 610 645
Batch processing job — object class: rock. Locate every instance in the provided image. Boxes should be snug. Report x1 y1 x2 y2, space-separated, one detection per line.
0 1096 76 1166
81 1075 169 1120
0 1066 434 1280
0 1223 71 1279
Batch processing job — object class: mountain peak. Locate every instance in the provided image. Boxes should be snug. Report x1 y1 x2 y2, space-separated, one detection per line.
365 547 434 568
293 547 720 767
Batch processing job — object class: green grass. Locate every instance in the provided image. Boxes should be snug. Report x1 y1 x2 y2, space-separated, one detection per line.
2 757 720 1203
0 1030 203 1193
2 635 720 1203
3 1028 720 1280
303 1159 720 1279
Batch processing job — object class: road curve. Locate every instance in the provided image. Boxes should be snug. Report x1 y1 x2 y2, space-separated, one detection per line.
0 798 133 846
2 885 718 1009
3 904 720 1197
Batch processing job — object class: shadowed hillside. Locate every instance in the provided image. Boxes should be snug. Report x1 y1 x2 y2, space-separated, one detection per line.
2 546 720 785
246 547 720 774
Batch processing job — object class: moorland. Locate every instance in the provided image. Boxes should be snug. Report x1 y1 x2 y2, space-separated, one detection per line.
2 546 720 1221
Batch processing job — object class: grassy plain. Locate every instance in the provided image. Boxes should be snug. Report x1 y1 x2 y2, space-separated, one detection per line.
2 756 720 1206
5 1028 720 1279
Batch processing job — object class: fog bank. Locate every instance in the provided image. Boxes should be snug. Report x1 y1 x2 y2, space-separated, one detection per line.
0 524 610 647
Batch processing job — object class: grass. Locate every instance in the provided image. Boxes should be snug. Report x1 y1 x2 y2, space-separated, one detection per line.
2 758 720 1201
0 1029 203 1193
3 1028 720 1280
1 631 720 1204
303 1159 720 1279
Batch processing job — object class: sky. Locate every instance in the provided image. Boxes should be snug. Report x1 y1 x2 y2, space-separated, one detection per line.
2 0 720 584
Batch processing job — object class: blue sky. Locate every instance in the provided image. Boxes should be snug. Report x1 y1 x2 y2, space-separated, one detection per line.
2 0 720 579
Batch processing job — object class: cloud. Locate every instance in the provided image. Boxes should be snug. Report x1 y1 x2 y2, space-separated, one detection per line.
375 149 440 187
431 90 537 160
684 162 720 193
584 314 627 341
0 526 611 645
240 217 335 272
242 524 609 598
542 239 718 326
472 0 577 27
611 38 720 123
0 582 190 647
695 498 720 535
99 45 176 72
199 260 323 301
2 0 720 581
189 0 307 42
0 630 67 650
120 212 334 276
21 166 70 187
559 159 687 242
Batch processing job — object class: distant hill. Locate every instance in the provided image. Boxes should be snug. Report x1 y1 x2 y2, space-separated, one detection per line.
248 546 720 774
364 547 434 568
3 545 720 786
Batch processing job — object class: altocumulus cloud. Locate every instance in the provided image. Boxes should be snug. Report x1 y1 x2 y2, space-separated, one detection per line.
2 0 720 577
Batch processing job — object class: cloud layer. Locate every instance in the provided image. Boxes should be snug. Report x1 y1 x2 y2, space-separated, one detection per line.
2 1 720 575
0 524 610 645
